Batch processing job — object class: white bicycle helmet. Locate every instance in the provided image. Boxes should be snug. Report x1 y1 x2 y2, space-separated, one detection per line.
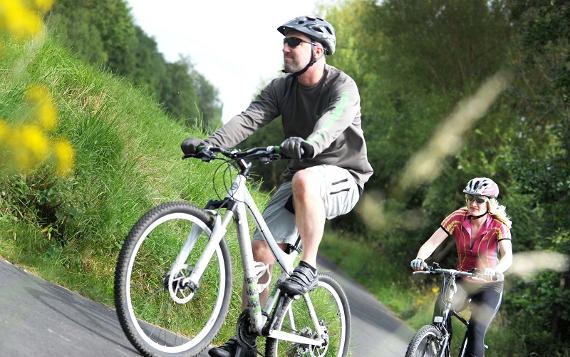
463 177 499 198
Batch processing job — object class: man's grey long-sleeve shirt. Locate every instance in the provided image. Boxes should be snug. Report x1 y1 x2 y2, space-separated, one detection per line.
207 65 373 188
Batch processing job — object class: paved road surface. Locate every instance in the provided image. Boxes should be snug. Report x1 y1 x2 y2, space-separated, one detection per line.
0 257 412 356
318 257 413 356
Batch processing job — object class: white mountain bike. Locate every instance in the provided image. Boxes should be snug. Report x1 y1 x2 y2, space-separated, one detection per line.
114 144 351 356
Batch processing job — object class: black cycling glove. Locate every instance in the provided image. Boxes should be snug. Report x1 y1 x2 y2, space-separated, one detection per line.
181 137 210 156
280 137 314 159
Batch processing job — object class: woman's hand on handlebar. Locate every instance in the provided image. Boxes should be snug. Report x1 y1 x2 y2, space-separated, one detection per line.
481 268 504 281
410 257 428 271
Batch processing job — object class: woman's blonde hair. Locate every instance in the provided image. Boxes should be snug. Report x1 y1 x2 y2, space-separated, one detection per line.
487 198 512 229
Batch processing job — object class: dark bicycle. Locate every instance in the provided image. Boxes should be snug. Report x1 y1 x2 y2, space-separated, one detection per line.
405 264 494 357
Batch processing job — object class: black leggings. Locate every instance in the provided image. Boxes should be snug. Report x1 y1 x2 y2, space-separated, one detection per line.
436 281 503 357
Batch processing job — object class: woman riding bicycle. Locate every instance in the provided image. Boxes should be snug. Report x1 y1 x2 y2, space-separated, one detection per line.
410 177 513 357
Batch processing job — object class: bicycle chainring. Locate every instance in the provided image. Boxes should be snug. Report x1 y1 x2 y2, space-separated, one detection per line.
288 323 329 357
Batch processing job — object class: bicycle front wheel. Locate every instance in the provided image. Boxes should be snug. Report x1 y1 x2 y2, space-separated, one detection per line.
115 202 232 357
265 273 351 357
405 324 447 357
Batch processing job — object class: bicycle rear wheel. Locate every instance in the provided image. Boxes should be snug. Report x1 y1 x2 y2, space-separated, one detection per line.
265 273 351 357
405 324 447 357
115 202 232 356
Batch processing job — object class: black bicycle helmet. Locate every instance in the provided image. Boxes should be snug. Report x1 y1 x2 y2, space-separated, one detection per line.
277 16 336 55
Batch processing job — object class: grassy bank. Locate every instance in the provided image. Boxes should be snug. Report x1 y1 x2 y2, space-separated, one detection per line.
0 36 271 341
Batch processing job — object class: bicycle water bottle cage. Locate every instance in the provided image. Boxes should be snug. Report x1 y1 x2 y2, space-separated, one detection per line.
253 261 272 293
283 236 303 254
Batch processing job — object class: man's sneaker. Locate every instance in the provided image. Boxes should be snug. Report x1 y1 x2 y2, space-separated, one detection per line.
209 311 257 357
278 261 318 296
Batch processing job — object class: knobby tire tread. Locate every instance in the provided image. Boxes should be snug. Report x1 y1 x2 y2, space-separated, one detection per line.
405 324 445 357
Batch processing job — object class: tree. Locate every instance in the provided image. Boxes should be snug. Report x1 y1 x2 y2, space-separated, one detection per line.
130 26 167 99
48 0 223 133
191 72 222 134
159 57 200 123
49 0 138 75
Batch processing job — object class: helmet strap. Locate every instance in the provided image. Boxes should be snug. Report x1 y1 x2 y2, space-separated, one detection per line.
468 210 488 220
292 43 323 77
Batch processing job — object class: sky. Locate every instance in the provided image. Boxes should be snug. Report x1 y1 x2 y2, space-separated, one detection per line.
126 1 334 123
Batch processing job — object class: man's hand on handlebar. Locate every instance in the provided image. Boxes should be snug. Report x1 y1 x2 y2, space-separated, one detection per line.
181 137 214 160
280 137 314 159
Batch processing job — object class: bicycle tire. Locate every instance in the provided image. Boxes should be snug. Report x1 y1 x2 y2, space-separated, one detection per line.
264 273 351 357
115 202 232 356
405 324 447 357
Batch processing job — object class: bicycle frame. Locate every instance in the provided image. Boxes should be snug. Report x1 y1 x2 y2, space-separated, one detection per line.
168 168 326 347
415 267 474 357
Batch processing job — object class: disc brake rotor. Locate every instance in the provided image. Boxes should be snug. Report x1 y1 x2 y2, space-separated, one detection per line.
166 264 195 304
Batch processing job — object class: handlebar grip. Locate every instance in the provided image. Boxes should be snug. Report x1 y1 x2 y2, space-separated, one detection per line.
300 142 315 159
181 137 208 156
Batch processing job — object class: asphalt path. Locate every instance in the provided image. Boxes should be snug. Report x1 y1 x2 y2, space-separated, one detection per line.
0 257 412 356
318 257 413 356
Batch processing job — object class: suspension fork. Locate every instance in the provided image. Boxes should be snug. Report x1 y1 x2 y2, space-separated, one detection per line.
168 214 215 277
177 211 234 291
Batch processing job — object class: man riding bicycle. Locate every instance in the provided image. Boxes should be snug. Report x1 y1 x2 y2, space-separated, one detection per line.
182 15 373 357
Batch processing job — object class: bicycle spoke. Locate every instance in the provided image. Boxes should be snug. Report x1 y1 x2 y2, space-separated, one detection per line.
265 274 350 357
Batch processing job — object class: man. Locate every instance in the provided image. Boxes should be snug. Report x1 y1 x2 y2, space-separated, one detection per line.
182 15 373 357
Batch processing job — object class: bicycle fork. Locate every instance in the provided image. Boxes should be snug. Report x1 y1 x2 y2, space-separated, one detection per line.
168 211 232 297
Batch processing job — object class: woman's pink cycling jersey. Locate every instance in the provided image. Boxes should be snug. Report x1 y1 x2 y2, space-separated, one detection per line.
440 208 511 271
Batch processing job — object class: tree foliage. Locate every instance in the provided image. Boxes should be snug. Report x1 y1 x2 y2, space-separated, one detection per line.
321 0 569 353
47 0 222 132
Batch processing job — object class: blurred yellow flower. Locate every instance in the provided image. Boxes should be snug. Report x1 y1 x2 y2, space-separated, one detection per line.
1 1 73 177
26 84 50 102
33 0 55 13
26 85 57 131
21 123 49 159
7 124 49 172
53 139 74 176
0 0 43 40
432 286 440 295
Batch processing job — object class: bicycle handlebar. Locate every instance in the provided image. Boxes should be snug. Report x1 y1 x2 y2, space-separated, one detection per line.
183 144 284 162
413 267 476 278
413 265 502 282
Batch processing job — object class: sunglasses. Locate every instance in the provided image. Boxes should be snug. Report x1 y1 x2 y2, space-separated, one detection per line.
465 194 487 204
283 37 313 48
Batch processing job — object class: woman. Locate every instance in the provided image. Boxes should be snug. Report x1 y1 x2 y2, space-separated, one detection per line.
411 177 513 357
